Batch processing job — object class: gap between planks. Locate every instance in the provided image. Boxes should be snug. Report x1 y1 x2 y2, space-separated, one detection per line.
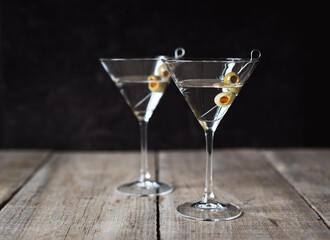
262 150 330 230
0 151 53 211
157 149 330 239
1 149 328 239
0 151 159 239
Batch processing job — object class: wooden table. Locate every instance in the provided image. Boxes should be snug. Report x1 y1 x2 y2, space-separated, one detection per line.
0 149 329 239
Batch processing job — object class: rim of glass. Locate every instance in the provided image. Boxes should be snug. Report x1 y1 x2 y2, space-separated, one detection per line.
162 57 259 63
99 57 167 62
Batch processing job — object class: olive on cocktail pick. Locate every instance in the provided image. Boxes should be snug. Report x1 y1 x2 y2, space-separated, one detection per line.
158 64 170 78
148 74 166 92
224 72 240 85
214 92 236 107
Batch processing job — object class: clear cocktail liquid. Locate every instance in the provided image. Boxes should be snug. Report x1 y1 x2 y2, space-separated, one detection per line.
178 79 242 130
115 76 169 122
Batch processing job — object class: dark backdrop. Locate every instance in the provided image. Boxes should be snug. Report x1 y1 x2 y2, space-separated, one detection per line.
0 1 327 150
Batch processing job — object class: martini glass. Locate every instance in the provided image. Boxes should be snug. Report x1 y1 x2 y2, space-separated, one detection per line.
100 48 185 197
162 50 261 220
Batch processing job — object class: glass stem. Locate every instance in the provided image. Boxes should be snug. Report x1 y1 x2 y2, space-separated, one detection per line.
139 120 151 182
202 129 215 203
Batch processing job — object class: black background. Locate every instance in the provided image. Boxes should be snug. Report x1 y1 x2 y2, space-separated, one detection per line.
0 0 327 150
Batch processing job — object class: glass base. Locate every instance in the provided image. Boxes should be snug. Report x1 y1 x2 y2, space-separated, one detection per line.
176 200 242 221
117 180 173 197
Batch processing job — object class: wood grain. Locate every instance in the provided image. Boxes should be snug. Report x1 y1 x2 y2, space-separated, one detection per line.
158 149 330 239
0 150 50 207
0 151 157 240
1 150 329 240
263 149 330 227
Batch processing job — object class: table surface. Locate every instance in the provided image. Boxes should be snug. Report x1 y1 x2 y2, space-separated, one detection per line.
0 149 329 239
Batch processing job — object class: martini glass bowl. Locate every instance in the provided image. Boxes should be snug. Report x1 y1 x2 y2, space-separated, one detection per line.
162 50 260 220
100 53 184 197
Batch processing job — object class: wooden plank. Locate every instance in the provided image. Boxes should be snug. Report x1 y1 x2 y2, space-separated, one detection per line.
158 149 330 239
263 149 330 227
0 150 50 207
0 151 157 240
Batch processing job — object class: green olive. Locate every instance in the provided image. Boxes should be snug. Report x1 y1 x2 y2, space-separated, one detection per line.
158 64 170 78
148 74 166 92
224 72 240 85
214 92 235 107
148 82 167 92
